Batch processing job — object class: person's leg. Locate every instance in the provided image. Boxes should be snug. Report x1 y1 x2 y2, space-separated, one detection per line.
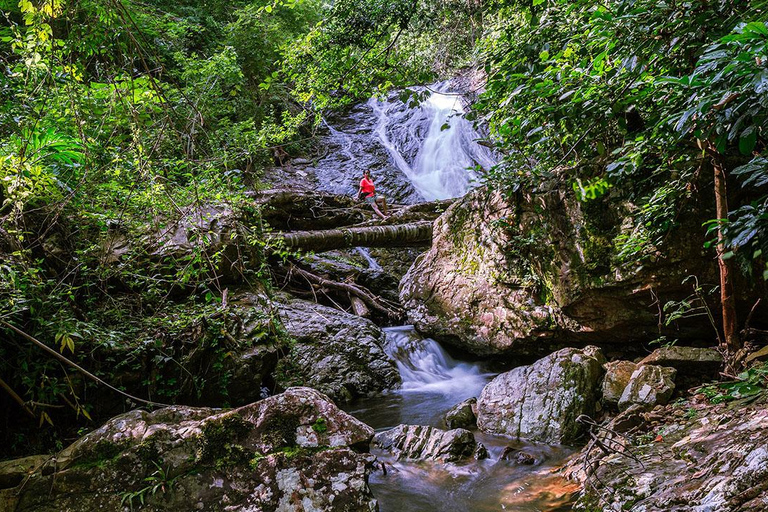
366 196 386 219
377 196 389 215
371 201 386 219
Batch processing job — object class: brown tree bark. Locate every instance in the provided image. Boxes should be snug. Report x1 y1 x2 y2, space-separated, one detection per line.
269 220 433 252
710 145 740 352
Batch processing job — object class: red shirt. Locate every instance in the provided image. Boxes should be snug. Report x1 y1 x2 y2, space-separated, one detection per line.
360 177 375 198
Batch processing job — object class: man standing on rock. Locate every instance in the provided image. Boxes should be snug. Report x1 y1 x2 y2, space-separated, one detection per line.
358 170 389 219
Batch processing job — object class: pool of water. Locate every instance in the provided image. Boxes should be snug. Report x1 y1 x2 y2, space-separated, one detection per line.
343 326 578 511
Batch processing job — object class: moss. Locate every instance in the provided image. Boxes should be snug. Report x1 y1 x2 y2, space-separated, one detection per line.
261 415 300 449
311 417 328 434
199 413 254 468
71 439 130 469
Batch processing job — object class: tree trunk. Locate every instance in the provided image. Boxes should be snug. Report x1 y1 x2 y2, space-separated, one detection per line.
711 147 740 352
270 220 433 252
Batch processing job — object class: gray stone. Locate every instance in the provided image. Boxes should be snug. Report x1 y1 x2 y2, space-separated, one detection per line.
372 424 487 462
399 184 724 357
5 388 379 512
619 365 677 411
444 397 477 429
476 346 606 445
276 295 400 402
639 346 723 374
601 360 638 407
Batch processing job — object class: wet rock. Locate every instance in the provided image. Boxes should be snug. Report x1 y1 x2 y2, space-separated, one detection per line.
572 397 768 511
476 346 606 445
639 346 723 375
5 387 379 512
601 360 638 407
444 398 477 430
500 447 537 465
619 365 677 411
276 296 400 402
372 424 487 462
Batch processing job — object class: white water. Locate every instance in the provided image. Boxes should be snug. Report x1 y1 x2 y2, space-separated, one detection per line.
384 326 490 398
368 86 496 201
355 247 383 271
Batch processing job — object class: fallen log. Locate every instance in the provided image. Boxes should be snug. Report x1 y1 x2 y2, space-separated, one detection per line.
270 220 433 252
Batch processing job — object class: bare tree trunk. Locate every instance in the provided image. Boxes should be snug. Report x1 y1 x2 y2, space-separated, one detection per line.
270 221 433 252
711 146 740 352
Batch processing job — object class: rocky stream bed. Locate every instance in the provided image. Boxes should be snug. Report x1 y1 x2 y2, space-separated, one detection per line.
2 82 768 512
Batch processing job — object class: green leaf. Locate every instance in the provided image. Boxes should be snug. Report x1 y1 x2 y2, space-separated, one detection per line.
739 126 757 155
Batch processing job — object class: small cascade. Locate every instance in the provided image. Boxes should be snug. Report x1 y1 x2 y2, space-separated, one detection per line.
384 326 489 397
355 247 383 271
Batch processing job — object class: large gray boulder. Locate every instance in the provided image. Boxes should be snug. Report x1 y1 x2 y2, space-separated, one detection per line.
476 346 606 445
372 424 487 462
3 388 378 512
619 365 677 411
276 296 400 402
399 185 724 357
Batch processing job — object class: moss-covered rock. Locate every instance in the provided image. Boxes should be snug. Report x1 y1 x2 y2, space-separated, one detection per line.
4 387 378 512
400 184 730 357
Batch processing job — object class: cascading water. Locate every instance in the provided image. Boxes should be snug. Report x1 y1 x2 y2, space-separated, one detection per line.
311 83 496 203
311 86 576 512
344 327 578 512
368 85 496 201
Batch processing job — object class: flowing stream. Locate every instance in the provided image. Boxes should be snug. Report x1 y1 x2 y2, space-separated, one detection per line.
344 327 577 512
318 85 576 510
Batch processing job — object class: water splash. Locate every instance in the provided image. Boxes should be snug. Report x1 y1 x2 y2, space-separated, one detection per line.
355 247 383 271
384 326 490 397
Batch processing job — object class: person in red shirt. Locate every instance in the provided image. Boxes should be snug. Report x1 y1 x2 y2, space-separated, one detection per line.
357 170 388 218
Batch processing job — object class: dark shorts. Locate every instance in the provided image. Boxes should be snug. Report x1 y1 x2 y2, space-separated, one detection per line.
365 195 384 204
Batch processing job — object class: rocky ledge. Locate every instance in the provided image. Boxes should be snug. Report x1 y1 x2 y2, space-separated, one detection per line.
0 388 378 512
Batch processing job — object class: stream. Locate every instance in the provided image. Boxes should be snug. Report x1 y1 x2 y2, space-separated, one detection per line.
319 83 576 510
344 327 578 512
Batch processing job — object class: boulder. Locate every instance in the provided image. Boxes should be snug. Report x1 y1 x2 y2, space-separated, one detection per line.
4 388 379 512
276 296 400 402
499 447 537 465
399 185 727 357
619 365 677 411
372 424 487 462
601 360 638 407
638 346 723 374
444 397 477 430
476 346 605 445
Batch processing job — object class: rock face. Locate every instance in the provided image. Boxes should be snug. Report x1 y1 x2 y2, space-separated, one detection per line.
601 360 638 408
3 388 378 512
400 185 726 357
639 346 723 374
619 365 677 411
476 346 605 445
444 397 477 430
372 424 487 462
572 397 768 511
276 296 400 402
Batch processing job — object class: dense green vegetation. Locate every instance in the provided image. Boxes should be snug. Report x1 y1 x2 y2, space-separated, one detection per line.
1 0 766 458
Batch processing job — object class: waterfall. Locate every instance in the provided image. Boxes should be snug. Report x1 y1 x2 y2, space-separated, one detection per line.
384 326 490 397
368 85 496 201
312 83 496 204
